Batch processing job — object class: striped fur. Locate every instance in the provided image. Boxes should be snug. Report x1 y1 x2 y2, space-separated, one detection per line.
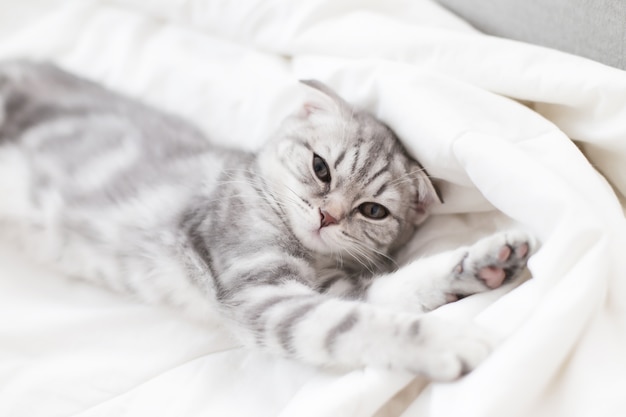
0 61 532 381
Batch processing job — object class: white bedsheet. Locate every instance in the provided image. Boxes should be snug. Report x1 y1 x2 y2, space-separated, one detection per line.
1 1 626 416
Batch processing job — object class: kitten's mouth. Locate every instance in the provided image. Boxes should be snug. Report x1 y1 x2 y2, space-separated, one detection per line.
313 221 338 245
311 223 330 244
294 210 339 253
310 228 337 254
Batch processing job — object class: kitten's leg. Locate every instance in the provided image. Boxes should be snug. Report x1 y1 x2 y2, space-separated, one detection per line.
221 279 493 381
367 231 534 314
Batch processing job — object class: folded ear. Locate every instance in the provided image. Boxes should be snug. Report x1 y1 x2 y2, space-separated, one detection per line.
412 172 443 226
298 79 351 119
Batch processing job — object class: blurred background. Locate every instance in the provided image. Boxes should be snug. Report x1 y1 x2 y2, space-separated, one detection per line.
435 0 626 70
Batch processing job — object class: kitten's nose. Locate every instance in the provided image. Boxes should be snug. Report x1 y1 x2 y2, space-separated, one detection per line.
320 209 338 228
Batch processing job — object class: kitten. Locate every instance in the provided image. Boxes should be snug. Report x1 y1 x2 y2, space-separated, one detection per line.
0 60 532 381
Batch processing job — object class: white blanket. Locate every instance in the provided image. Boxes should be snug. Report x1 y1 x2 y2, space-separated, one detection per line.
1 1 626 416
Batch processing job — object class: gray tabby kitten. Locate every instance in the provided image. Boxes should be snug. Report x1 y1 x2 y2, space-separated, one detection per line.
0 60 532 381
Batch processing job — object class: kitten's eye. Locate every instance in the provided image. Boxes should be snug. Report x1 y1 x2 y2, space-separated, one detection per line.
313 154 331 183
358 202 389 220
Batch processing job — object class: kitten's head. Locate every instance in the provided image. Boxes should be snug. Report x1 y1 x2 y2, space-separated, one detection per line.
259 80 441 268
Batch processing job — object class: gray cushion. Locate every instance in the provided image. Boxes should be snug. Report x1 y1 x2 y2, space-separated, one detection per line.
434 0 626 70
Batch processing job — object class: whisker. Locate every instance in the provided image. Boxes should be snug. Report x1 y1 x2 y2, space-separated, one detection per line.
339 231 397 272
353 239 398 270
343 245 375 275
339 234 380 272
387 167 426 186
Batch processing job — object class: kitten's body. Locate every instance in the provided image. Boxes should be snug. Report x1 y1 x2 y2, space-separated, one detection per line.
0 61 532 381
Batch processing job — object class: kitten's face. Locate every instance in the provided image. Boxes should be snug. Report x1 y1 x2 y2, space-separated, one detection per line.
259 81 440 266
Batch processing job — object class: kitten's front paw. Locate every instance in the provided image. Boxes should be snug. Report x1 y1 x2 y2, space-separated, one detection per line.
407 316 496 381
452 231 533 293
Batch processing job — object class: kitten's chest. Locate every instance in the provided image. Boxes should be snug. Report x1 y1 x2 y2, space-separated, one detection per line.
190 168 310 272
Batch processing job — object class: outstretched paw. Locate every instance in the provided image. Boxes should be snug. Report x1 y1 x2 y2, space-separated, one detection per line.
406 316 496 381
453 231 532 291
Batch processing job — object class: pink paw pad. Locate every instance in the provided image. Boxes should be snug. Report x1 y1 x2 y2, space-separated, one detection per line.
475 245 512 289
516 243 529 259
478 267 506 289
478 243 530 289
497 245 512 262
451 233 532 296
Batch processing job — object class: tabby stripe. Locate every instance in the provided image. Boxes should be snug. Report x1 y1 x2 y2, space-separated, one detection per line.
293 137 313 151
354 157 375 183
366 163 390 188
350 147 361 175
344 279 373 300
324 310 359 353
373 183 387 198
297 195 313 209
180 207 227 297
187 229 215 276
334 150 346 169
318 274 345 293
363 230 378 242
246 293 310 340
276 300 319 353
408 319 421 337
237 264 303 287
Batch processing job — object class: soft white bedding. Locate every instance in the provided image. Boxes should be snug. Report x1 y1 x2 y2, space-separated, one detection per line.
1 1 626 416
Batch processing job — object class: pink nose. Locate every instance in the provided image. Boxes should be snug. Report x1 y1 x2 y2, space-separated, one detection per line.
320 209 338 228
